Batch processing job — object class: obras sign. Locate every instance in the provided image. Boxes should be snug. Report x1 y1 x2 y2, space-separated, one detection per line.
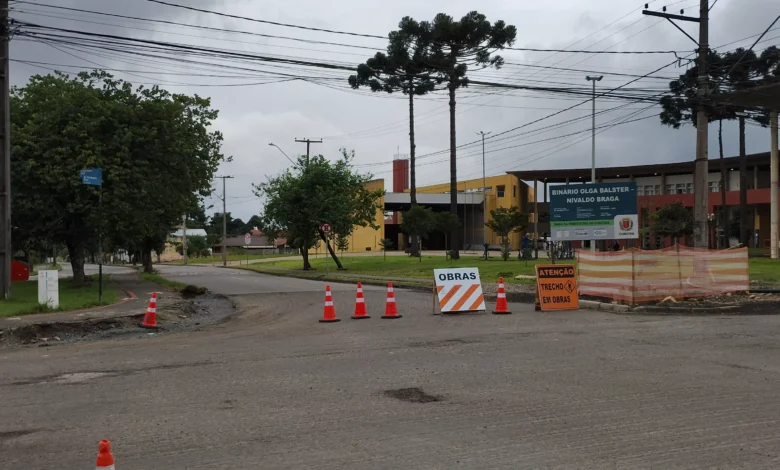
433 268 486 313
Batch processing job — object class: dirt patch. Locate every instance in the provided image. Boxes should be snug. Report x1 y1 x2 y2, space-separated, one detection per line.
408 338 481 348
7 360 215 386
181 285 207 298
384 387 442 403
0 429 41 442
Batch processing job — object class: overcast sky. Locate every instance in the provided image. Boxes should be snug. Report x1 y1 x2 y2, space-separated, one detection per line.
10 0 780 221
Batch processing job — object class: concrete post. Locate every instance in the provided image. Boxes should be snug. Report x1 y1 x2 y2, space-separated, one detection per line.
771 111 778 259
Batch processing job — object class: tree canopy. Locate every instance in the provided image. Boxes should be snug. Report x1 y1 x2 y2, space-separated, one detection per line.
256 149 384 270
11 71 225 282
651 202 693 241
485 206 527 260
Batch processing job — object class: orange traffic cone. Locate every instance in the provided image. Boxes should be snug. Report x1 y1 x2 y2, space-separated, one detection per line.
320 285 340 323
96 440 115 469
351 282 370 319
492 277 512 315
140 292 159 328
381 282 402 319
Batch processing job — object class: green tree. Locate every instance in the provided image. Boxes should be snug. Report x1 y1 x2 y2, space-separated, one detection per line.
401 205 437 260
434 211 460 254
245 215 265 233
349 17 441 257
208 212 245 237
651 202 693 244
186 205 209 229
485 206 527 261
11 71 225 280
335 233 350 256
379 238 393 261
256 150 384 270
410 11 516 260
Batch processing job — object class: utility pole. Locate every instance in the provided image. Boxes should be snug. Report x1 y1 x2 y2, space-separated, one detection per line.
182 214 188 266
586 75 603 252
216 176 234 267
477 131 490 254
0 0 10 299
643 2 708 248
294 138 322 167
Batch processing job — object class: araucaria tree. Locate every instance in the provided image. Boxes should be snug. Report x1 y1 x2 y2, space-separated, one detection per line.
11 71 224 283
349 17 441 257
420 11 516 260
256 150 384 270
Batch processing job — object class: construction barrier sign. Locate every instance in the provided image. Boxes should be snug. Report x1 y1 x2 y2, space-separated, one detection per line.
433 268 486 313
535 264 579 311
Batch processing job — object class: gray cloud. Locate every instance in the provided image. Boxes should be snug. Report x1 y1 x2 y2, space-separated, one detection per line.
10 0 779 219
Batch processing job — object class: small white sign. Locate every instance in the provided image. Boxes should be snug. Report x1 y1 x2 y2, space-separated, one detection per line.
244 233 251 245
433 267 486 313
38 270 59 309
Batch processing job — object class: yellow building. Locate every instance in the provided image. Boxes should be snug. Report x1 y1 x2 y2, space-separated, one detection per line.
308 178 386 255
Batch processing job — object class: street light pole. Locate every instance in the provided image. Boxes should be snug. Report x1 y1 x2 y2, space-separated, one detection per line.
586 75 603 252
477 131 491 252
215 176 234 267
268 143 296 166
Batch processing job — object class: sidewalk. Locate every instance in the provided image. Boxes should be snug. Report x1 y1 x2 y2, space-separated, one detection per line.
0 274 164 329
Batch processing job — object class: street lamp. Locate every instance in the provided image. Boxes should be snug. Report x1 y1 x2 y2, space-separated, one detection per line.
586 75 603 252
268 143 296 166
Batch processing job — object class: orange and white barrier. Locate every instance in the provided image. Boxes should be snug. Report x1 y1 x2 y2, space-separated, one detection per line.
577 246 749 305
434 268 486 313
96 440 115 469
492 277 512 314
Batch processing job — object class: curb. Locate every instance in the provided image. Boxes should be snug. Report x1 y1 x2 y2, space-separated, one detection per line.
579 300 632 313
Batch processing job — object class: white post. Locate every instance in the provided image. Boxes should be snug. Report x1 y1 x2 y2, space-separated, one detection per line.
586 75 603 252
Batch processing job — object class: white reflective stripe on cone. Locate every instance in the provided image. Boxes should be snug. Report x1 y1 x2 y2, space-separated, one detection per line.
356 298 364 303
97 466 115 470
325 301 334 306
146 308 156 313
387 298 395 303
388 288 394 293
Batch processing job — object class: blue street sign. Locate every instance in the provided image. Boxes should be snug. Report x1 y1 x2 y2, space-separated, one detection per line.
80 168 103 186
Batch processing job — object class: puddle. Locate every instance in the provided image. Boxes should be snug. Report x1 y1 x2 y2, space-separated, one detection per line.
384 387 442 403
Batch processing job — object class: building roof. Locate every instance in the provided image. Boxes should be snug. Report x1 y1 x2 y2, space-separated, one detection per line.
508 152 771 184
171 228 207 238
215 235 286 248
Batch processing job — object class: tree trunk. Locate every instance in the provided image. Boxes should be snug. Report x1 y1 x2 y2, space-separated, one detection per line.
319 231 344 269
65 238 86 286
300 246 312 270
738 115 748 246
719 119 729 248
448 79 460 260
142 246 154 274
409 87 420 258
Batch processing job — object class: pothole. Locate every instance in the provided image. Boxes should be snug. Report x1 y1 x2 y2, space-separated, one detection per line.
384 387 441 403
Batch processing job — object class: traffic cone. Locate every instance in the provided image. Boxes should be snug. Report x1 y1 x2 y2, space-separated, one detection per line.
381 282 402 319
140 292 159 328
320 285 340 323
492 277 512 315
96 440 115 469
351 282 370 319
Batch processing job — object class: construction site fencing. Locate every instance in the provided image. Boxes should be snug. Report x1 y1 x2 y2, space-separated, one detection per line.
577 246 749 305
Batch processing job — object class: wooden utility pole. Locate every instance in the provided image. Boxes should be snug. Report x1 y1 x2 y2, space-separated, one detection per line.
0 0 10 299
643 1 709 248
294 138 322 167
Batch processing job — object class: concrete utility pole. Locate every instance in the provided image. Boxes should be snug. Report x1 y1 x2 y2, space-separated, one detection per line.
771 111 778 259
0 0 10 299
586 75 603 252
182 214 188 266
294 138 322 167
216 176 234 267
477 131 490 248
643 2 709 248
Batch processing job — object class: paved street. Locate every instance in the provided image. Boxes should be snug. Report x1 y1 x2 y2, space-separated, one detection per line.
2 265 780 468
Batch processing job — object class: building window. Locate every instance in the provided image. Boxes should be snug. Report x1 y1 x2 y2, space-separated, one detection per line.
708 181 722 193
637 186 645 196
513 185 516 197
497 185 505 197
685 183 693 194
666 184 676 195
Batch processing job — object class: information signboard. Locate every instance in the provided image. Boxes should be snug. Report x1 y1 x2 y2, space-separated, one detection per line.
549 181 638 241
38 270 59 309
433 267 486 313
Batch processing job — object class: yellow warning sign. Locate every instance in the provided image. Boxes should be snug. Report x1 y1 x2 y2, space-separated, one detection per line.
535 264 579 311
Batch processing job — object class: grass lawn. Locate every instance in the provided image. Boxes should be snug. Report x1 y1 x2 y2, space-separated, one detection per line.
257 255 552 284
162 253 295 265
0 275 121 317
255 254 780 286
138 272 189 291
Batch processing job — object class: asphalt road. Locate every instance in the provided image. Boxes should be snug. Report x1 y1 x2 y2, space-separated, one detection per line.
2 265 780 468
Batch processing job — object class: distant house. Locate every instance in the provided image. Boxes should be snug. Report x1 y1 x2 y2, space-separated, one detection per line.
170 228 208 244
211 231 289 255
